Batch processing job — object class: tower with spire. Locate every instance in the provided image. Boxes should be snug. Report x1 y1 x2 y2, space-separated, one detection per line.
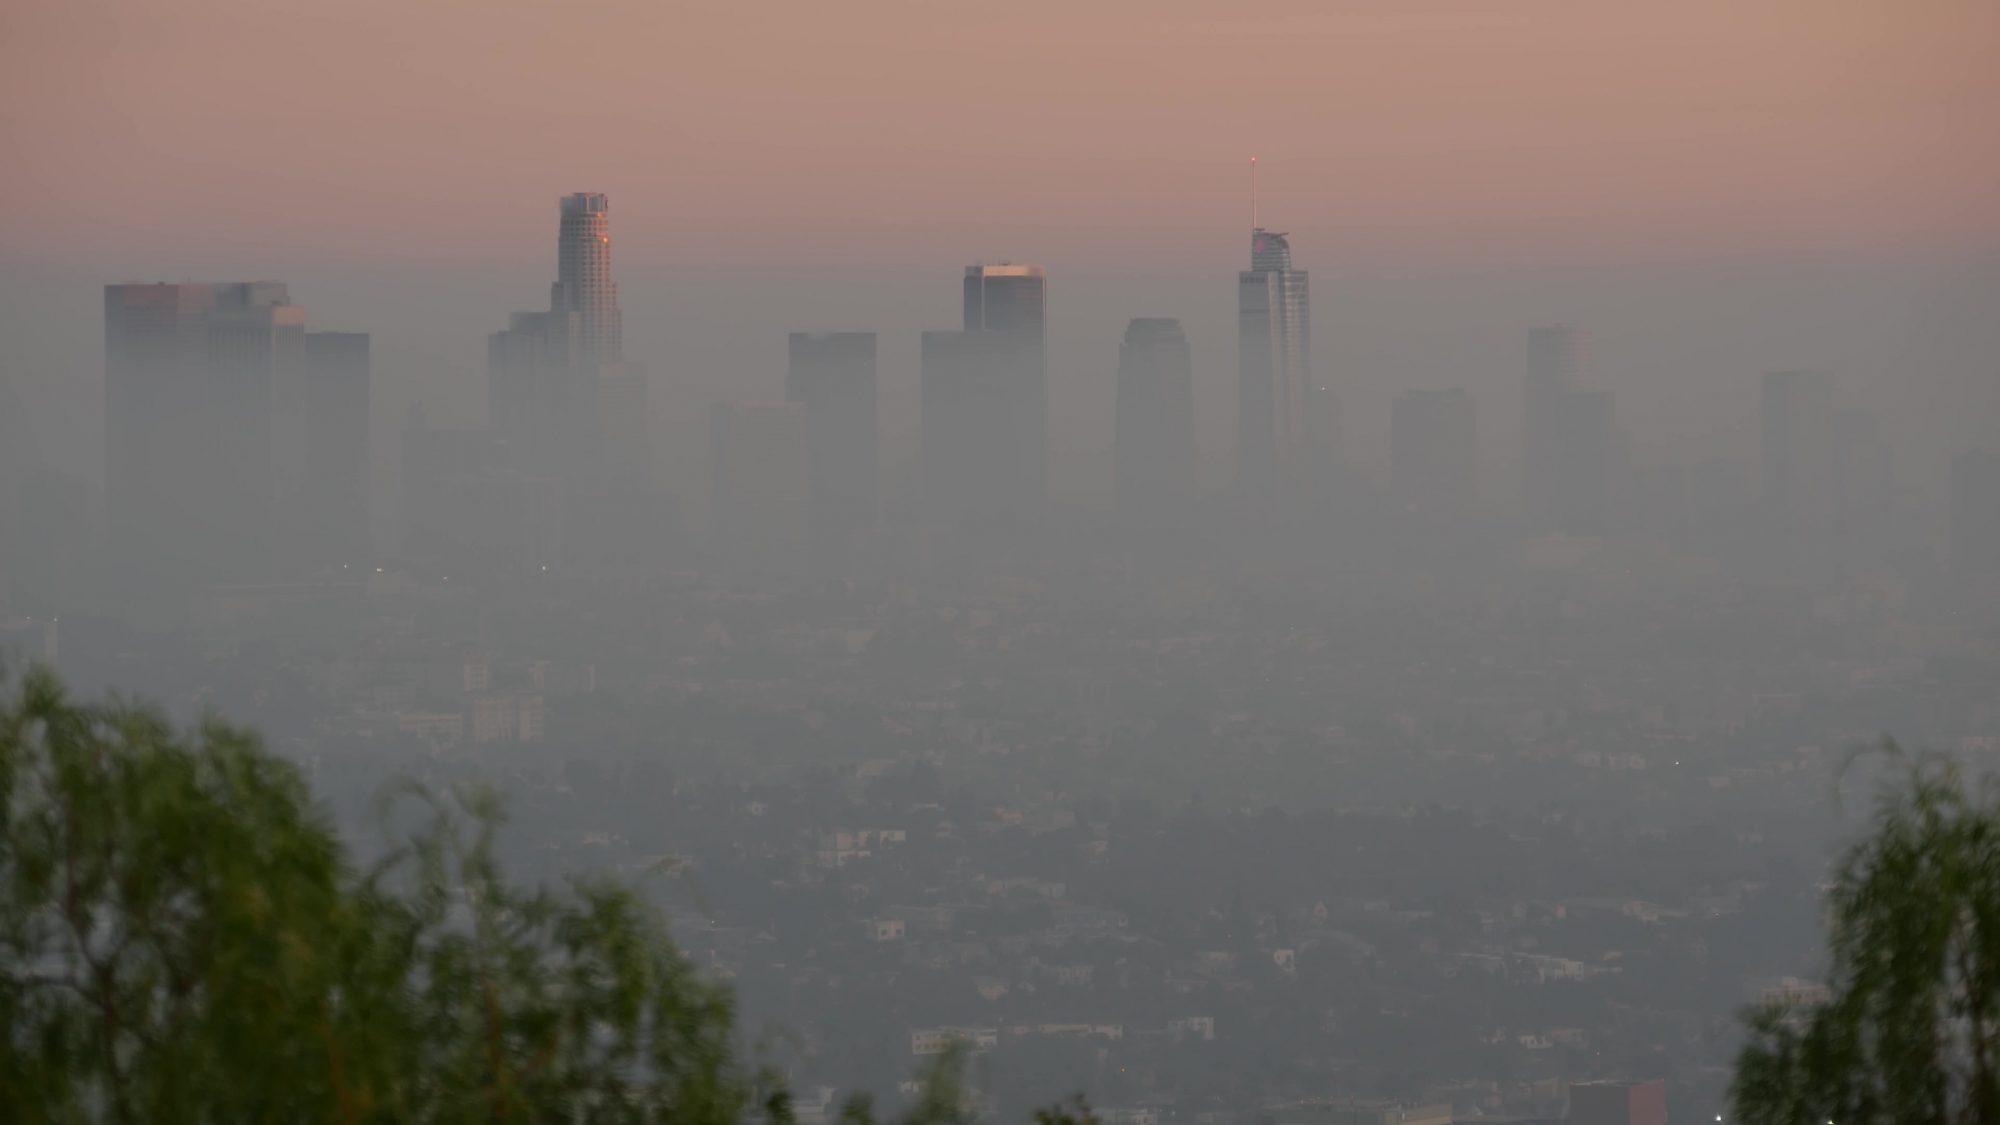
1236 159 1318 495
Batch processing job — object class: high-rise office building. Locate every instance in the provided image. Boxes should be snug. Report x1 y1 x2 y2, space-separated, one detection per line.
552 192 622 369
104 282 304 583
961 263 1047 515
919 265 1045 525
488 193 645 483
1115 318 1197 521
1238 228 1315 492
786 332 878 541
1950 449 2000 578
709 401 809 568
299 332 373 565
1390 388 1476 516
1760 370 1837 533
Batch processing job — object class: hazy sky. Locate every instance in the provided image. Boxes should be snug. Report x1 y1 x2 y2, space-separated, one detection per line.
5 0 1995 270
2 0 1995 507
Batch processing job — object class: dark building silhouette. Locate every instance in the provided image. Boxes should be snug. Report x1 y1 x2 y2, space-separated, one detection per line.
1238 228 1315 494
1390 388 1476 516
786 332 878 543
958 263 1047 517
104 282 304 584
920 264 1045 527
1114 318 1196 521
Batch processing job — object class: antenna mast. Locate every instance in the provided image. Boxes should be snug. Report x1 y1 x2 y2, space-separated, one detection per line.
1250 156 1259 232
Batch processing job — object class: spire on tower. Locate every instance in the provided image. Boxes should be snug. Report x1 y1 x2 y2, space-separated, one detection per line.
1250 155 1259 232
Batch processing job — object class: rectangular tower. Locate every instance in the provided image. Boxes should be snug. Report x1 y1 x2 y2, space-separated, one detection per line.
1238 229 1314 494
961 264 1046 516
1115 317 1196 522
786 332 879 542
104 281 301 585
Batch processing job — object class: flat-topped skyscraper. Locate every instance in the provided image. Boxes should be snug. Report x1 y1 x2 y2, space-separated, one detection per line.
1115 318 1196 522
923 264 1046 524
103 282 307 584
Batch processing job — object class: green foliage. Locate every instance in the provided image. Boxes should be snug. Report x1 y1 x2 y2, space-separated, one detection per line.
1732 743 2000 1125
0 667 1096 1124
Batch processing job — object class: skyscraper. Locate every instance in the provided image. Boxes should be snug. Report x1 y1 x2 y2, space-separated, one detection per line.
1390 388 1476 516
920 265 1046 525
1114 318 1196 521
786 332 878 542
1238 227 1315 493
1760 370 1837 533
552 192 622 369
961 263 1047 516
299 332 373 565
488 193 645 483
104 282 303 583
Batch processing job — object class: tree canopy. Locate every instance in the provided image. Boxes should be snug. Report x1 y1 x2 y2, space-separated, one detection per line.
0 667 1034 1124
1732 746 2000 1125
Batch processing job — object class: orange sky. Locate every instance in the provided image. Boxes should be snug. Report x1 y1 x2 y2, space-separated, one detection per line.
2 0 1995 272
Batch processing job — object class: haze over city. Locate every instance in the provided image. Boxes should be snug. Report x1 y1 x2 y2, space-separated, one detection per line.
2 2 1999 1122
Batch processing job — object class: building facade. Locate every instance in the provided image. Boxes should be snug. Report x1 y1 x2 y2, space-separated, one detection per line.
786 332 879 543
1238 229 1316 494
1114 318 1196 521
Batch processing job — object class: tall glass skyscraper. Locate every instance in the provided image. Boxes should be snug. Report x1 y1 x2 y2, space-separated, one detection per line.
551 192 622 368
1237 228 1313 493
488 193 643 482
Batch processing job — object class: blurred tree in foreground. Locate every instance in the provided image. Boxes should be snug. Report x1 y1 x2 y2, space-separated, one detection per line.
0 668 1085 1125
1733 745 2000 1125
